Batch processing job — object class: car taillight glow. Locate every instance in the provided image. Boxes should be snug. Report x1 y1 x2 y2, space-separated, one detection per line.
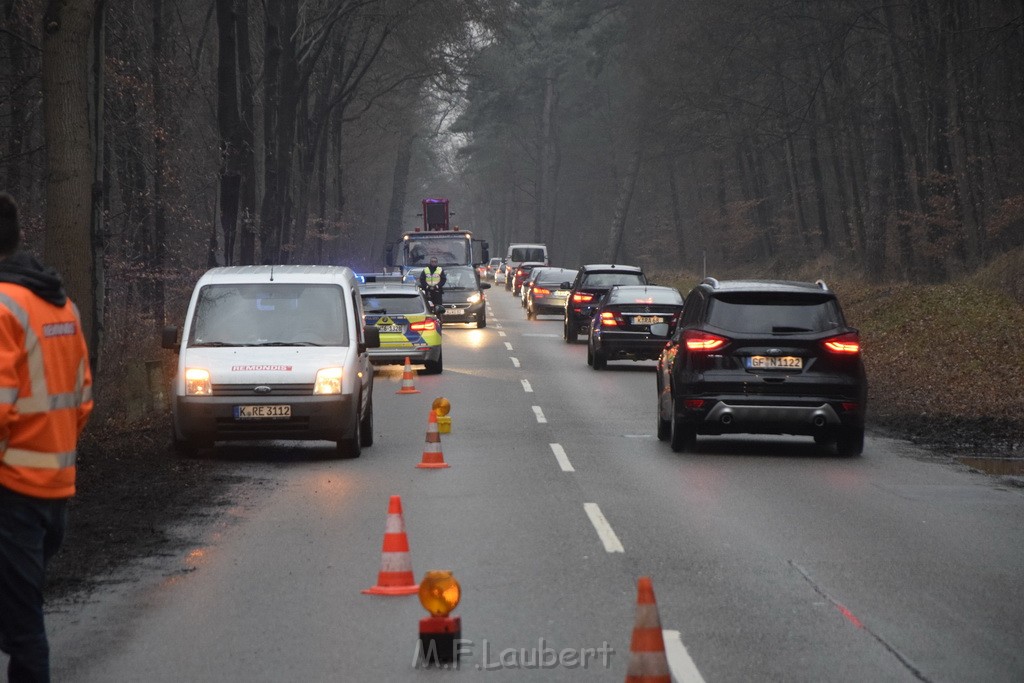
823 333 860 354
572 293 594 303
533 287 550 296
683 399 705 409
683 330 728 352
410 320 437 332
599 311 621 327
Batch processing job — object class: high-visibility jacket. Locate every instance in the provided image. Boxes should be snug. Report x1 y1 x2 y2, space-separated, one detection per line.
421 266 444 287
0 283 93 499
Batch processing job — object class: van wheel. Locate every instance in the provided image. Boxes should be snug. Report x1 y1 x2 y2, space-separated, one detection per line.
423 349 443 375
359 397 374 448
337 402 363 459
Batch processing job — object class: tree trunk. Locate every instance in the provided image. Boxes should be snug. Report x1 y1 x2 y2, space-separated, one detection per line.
384 127 416 261
603 134 641 263
236 0 256 265
259 0 282 263
41 0 97 347
865 88 892 280
150 0 166 326
667 158 686 264
89 0 106 371
534 69 556 243
216 0 242 266
274 0 299 263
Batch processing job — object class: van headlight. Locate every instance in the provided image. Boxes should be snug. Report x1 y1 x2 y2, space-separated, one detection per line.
466 293 482 304
185 368 212 395
314 367 343 394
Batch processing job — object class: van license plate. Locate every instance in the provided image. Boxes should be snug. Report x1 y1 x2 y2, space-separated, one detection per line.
234 404 292 419
747 356 803 370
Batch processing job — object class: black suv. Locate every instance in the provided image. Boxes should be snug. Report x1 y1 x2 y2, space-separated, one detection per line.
655 278 867 456
562 264 647 343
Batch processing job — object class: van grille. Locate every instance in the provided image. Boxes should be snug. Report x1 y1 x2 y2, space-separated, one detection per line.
212 383 315 397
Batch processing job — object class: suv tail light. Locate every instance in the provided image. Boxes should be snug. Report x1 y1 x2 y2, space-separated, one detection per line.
683 330 728 352
572 292 594 304
410 320 437 332
822 332 860 354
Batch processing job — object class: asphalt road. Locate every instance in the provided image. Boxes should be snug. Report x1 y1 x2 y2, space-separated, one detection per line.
46 287 1024 682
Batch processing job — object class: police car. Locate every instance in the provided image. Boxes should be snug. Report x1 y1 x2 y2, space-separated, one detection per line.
358 282 443 374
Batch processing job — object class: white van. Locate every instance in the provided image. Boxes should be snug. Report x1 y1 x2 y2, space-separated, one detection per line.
506 243 549 267
162 265 379 458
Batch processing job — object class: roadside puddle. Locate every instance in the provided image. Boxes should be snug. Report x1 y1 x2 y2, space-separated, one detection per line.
957 457 1024 476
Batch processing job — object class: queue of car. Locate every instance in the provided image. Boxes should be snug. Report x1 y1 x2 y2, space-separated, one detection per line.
504 257 867 458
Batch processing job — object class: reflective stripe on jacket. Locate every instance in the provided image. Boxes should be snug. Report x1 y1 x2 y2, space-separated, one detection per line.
422 266 443 287
0 284 93 499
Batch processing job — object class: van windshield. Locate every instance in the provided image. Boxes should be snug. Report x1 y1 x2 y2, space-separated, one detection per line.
188 283 349 347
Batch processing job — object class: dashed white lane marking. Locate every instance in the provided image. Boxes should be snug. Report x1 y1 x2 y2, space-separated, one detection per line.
532 406 547 423
521 379 533 392
498 331 506 337
510 357 520 368
662 630 706 683
583 503 624 553
522 333 560 337
549 443 574 472
504 342 513 350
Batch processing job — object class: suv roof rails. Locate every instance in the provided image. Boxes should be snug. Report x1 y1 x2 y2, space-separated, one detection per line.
815 279 829 291
702 277 720 289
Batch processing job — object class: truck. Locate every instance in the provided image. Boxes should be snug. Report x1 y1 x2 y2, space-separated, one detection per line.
385 198 489 278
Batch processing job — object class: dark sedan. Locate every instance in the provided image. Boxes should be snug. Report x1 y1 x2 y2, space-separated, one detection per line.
587 285 683 369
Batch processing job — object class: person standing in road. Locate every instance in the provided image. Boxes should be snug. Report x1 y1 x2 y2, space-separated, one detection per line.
0 193 93 682
419 257 447 310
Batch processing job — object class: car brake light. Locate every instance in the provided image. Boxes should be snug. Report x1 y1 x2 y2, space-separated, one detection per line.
683 330 728 352
410 320 437 332
683 399 705 409
572 293 594 303
823 333 860 354
533 287 550 296
599 311 620 327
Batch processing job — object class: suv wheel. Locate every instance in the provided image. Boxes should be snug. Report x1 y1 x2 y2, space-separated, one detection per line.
669 398 696 453
836 427 864 457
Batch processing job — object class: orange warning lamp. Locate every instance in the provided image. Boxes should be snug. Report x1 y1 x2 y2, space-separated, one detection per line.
431 397 451 417
416 570 462 666
419 570 460 616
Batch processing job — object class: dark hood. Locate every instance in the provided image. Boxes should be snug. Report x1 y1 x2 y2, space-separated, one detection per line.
0 251 68 306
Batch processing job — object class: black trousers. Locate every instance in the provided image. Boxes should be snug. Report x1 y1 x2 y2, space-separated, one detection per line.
0 484 67 683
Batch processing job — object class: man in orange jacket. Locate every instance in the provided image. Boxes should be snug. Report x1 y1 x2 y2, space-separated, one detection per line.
0 193 92 682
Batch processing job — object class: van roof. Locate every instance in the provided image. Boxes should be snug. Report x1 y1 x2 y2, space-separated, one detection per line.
197 265 358 286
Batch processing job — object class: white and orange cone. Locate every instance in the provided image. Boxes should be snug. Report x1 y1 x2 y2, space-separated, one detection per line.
416 409 449 469
396 357 420 394
362 495 420 596
625 576 671 683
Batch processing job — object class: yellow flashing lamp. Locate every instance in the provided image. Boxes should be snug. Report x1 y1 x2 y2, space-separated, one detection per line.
419 570 461 618
431 397 451 417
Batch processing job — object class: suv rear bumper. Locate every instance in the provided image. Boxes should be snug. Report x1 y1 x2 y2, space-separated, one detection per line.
676 396 864 436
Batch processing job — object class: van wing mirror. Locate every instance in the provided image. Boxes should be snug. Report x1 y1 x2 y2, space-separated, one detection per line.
161 325 179 351
362 325 380 350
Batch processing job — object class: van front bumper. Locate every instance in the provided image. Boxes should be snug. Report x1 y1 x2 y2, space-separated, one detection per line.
175 394 356 443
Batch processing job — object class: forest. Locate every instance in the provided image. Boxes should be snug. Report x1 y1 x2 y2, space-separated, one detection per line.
2 0 1023 414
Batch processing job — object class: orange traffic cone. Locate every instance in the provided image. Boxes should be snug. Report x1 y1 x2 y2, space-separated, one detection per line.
396 357 421 394
363 495 420 595
625 577 671 683
416 409 449 469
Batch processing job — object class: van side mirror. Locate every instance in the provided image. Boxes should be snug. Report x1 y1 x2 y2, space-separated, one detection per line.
162 325 179 351
362 325 380 350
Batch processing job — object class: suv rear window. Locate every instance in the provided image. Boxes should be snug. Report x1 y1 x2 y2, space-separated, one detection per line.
582 272 646 287
608 288 682 305
706 293 843 334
